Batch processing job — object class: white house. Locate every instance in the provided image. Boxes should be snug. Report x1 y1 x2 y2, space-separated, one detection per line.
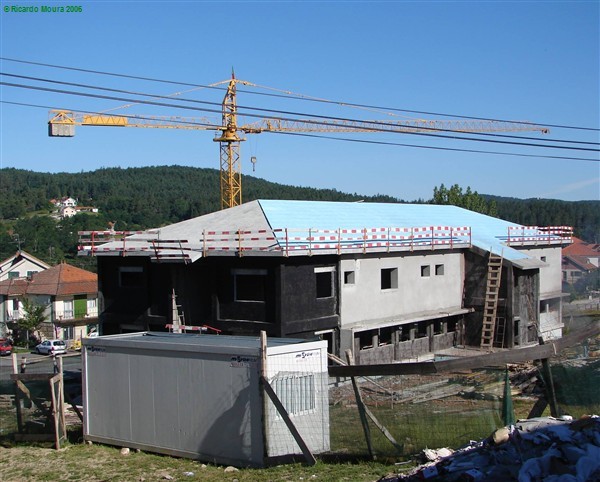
0 250 51 282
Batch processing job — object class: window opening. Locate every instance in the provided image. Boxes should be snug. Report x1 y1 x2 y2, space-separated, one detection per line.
381 268 398 290
316 271 333 299
344 271 355 285
421 265 430 277
379 326 393 346
358 330 374 350
435 264 444 276
119 266 144 288
234 271 267 302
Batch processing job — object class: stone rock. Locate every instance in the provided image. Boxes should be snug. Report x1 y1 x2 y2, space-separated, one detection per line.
120 447 130 456
224 466 240 473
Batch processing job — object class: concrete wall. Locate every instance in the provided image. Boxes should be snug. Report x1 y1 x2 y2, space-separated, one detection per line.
520 246 563 297
339 251 464 327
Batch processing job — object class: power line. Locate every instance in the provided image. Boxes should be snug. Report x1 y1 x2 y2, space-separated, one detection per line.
2 56 598 133
273 131 600 163
3 71 597 148
2 100 598 163
2 78 599 154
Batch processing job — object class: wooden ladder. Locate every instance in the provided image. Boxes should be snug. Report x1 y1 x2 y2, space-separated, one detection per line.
480 253 503 350
494 317 506 348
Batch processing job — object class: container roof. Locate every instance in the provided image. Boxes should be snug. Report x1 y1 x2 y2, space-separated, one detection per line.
83 331 319 356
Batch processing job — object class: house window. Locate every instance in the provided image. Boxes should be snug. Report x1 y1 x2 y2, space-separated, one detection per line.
435 264 444 276
63 300 74 320
344 271 355 285
233 269 267 302
421 265 430 277
27 271 38 278
8 271 19 279
118 266 144 288
381 268 398 290
273 374 315 417
315 266 335 299
541 256 547 262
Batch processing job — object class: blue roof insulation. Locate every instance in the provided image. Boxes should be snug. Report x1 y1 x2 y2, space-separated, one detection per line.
257 200 532 262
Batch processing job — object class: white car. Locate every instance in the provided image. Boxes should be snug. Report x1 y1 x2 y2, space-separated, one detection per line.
35 340 67 356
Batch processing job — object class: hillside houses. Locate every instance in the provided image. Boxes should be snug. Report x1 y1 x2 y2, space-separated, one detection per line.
80 200 572 363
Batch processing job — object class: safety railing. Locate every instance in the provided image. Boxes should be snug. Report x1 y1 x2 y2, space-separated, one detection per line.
78 225 472 258
504 226 573 246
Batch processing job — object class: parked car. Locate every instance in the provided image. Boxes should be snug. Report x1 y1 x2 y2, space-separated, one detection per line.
0 338 13 356
35 339 67 356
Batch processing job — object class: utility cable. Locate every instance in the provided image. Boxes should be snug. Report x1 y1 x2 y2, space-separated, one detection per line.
4 71 597 148
272 131 600 163
2 56 598 133
2 76 598 153
2 100 598 163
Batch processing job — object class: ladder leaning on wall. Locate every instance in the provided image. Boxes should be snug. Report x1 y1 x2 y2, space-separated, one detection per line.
480 252 504 350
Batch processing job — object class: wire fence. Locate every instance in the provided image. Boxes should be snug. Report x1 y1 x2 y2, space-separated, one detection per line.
0 326 598 465
326 333 600 460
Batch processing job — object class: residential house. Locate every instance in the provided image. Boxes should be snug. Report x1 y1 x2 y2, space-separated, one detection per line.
562 237 600 285
60 206 78 218
80 200 571 363
0 250 51 336
0 262 99 343
0 250 51 283
54 197 78 208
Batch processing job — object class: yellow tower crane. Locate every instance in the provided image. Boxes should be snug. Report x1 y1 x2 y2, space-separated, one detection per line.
48 74 548 209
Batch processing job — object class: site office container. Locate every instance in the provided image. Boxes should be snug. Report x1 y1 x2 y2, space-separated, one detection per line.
82 332 329 467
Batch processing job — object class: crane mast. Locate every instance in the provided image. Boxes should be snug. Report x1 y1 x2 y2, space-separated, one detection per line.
48 74 549 210
213 74 244 208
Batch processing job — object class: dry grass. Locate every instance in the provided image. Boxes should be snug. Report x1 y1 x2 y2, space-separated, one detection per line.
0 438 405 482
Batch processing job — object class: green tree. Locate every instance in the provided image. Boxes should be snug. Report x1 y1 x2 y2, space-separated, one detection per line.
18 298 49 345
432 183 497 216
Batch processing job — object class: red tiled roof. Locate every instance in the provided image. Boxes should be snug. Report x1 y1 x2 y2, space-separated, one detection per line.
27 263 97 296
0 263 97 296
563 237 600 257
0 278 29 296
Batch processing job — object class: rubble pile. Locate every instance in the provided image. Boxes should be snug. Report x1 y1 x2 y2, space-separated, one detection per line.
381 415 600 482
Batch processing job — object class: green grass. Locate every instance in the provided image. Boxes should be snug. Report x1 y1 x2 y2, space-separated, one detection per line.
0 441 407 482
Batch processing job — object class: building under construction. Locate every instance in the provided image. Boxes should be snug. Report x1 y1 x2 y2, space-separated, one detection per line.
79 199 571 363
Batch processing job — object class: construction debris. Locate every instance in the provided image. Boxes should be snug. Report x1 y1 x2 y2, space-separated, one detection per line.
380 415 600 482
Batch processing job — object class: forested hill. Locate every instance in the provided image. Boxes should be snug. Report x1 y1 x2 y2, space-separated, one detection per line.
0 165 402 226
0 166 598 266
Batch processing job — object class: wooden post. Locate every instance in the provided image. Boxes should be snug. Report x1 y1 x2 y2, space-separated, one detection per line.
58 357 66 439
538 337 560 417
50 375 61 449
345 349 374 460
12 353 23 432
259 331 268 463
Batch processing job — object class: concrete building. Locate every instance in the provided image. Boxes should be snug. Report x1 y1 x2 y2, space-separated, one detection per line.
81 200 571 363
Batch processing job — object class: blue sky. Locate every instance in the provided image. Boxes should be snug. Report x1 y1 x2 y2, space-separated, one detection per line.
1 0 599 202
